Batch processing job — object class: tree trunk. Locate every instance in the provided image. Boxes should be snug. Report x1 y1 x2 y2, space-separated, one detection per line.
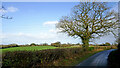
82 38 89 51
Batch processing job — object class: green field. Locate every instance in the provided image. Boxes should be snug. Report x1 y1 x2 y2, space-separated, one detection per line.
1 46 82 53
1 45 82 53
1 46 57 53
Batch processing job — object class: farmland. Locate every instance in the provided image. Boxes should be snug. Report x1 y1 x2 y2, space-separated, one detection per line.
0 43 117 67
1 45 82 53
1 45 117 53
1 46 57 53
1 45 117 67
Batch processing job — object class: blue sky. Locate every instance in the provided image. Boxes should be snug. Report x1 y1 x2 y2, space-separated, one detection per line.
1 2 118 45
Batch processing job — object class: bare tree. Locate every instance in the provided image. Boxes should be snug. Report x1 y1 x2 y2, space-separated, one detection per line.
0 6 12 19
56 2 118 50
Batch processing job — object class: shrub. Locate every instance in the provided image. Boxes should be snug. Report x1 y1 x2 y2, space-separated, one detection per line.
89 47 94 51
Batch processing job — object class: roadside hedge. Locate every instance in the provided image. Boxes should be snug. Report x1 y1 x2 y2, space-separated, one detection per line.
2 46 116 68
2 47 83 67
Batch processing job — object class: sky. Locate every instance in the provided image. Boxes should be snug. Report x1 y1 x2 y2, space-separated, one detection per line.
1 0 120 2
0 2 119 45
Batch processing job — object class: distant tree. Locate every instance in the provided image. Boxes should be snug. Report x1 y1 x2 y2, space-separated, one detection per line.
67 42 71 45
51 41 61 47
105 42 111 46
76 43 80 45
10 43 18 47
42 43 48 46
56 2 118 51
55 41 61 44
30 43 36 46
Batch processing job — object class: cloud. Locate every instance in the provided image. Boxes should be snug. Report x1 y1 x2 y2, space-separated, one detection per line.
2 32 58 40
0 6 18 14
43 21 58 25
49 29 56 33
49 28 61 33
1 32 60 45
7 6 18 12
1 32 81 45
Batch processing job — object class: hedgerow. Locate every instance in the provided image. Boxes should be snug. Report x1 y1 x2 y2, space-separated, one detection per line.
2 46 116 67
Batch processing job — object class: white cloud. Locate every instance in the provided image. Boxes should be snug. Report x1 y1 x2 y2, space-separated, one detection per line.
2 32 60 45
7 6 18 12
49 28 61 33
0 6 18 14
49 29 56 33
1 32 81 45
2 32 57 40
43 21 58 25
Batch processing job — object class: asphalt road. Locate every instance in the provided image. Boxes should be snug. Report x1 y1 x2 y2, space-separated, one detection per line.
76 49 116 67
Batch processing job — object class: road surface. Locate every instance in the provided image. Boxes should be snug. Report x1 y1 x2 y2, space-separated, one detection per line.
76 49 116 68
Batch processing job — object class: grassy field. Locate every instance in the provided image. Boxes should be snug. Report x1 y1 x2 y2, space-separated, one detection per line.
1 45 81 53
1 46 57 53
1 45 117 53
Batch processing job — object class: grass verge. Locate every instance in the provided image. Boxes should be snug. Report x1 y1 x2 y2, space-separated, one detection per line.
54 49 105 66
71 49 105 66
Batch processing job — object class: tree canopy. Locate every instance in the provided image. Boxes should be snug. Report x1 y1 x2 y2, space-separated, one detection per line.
56 2 119 50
